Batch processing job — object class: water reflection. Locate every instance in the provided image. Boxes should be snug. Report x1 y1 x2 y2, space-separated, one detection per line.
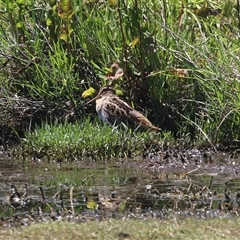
0 150 240 227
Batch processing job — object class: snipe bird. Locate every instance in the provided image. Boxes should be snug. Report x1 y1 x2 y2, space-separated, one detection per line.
82 86 161 131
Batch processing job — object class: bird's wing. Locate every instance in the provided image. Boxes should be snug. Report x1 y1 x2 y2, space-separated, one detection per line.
107 96 159 130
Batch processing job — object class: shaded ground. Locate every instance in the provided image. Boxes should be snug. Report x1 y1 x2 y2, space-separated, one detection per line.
0 147 239 229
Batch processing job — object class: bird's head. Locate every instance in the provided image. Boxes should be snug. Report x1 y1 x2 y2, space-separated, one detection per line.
81 85 116 107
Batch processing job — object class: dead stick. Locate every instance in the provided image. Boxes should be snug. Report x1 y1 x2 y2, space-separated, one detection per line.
70 186 74 215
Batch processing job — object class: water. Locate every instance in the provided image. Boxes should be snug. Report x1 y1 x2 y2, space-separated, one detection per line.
0 149 240 227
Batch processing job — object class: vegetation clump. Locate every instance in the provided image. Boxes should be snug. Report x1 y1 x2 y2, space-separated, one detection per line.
19 120 171 161
0 0 239 154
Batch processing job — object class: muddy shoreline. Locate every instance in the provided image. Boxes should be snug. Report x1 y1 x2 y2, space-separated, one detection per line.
0 147 239 229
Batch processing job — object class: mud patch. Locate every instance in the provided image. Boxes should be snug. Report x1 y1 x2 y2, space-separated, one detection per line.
0 148 239 228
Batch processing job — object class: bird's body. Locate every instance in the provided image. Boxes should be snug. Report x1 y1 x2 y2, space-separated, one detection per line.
83 86 161 131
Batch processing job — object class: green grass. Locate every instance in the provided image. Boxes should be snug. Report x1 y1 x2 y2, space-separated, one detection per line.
0 0 240 148
18 119 172 161
1 217 240 240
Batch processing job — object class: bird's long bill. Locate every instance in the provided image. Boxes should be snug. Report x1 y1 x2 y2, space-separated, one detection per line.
81 95 99 108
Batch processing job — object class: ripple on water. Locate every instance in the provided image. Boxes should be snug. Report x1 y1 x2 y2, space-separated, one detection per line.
0 149 240 227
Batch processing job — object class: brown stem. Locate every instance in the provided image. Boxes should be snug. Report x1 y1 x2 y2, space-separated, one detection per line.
135 0 144 82
117 0 130 86
13 57 40 75
238 0 240 29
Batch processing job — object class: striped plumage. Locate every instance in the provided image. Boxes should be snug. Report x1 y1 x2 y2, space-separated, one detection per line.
83 86 161 131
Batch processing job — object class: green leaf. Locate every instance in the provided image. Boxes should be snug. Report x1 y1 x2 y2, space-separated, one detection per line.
16 0 26 5
82 87 97 98
116 89 123 96
130 37 139 48
87 199 97 210
57 0 74 20
46 18 52 26
16 22 23 28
